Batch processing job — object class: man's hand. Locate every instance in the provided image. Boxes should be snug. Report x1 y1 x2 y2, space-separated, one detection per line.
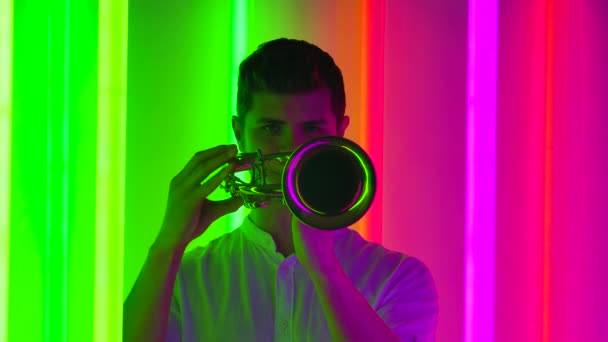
291 215 339 274
265 156 339 273
155 144 244 252
291 217 400 342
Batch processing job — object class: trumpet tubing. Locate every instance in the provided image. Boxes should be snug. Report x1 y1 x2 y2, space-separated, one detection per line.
221 136 376 230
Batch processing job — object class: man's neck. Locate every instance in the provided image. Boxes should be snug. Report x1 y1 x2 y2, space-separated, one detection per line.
249 204 295 257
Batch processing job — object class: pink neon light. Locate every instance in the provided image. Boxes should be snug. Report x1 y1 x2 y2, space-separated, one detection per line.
466 0 497 341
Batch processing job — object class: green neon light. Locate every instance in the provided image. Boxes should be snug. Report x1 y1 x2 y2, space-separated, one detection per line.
61 0 69 337
10 2 47 339
229 0 248 232
230 0 247 104
46 1 70 340
0 0 13 340
94 0 127 341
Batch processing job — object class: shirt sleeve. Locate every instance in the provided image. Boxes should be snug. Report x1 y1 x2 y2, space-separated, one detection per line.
165 272 183 342
375 256 439 342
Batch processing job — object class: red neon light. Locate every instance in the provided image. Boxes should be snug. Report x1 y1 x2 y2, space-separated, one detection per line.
543 0 554 341
359 0 384 244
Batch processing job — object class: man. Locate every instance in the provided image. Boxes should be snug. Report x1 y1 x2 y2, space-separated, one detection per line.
124 38 438 341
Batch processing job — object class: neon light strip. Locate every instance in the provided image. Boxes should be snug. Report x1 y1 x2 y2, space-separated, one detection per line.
229 0 247 232
360 0 369 151
62 1 70 338
45 2 51 338
230 0 247 106
543 0 555 340
360 0 370 239
466 3 474 338
465 0 497 341
94 0 127 340
46 2 71 340
45 2 71 339
359 0 384 242
0 0 13 340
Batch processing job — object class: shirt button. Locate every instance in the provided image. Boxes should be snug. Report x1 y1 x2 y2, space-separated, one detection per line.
280 320 288 332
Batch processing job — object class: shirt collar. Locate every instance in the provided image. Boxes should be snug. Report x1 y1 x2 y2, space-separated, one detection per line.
238 213 350 252
239 214 279 251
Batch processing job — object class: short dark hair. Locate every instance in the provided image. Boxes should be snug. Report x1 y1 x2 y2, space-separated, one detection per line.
236 38 346 125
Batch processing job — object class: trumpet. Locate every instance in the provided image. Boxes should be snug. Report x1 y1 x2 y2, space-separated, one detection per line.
220 136 376 230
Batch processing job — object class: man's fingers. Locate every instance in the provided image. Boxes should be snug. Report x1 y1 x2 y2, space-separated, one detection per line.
186 149 237 188
174 145 234 185
194 163 234 200
209 197 244 216
197 197 244 228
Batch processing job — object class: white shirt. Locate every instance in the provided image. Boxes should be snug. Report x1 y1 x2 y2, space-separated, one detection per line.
166 216 438 341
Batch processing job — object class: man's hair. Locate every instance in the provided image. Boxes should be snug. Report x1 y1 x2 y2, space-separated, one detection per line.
236 38 346 125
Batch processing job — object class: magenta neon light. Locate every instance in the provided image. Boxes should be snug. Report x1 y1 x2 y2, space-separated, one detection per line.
466 0 497 341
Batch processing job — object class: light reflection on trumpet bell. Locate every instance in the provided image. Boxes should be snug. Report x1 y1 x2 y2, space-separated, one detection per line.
220 136 376 230
295 145 364 214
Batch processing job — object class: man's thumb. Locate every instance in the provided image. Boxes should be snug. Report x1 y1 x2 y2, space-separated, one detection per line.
221 196 244 214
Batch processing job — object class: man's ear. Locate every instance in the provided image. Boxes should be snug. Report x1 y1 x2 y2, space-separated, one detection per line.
232 115 244 149
232 115 242 140
337 115 350 137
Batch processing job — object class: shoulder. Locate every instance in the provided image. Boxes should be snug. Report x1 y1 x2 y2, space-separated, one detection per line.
179 228 243 270
337 229 436 292
374 250 438 314
388 255 437 295
376 253 439 340
336 229 410 269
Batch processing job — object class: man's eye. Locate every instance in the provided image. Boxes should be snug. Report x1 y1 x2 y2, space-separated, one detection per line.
304 126 322 133
262 124 282 134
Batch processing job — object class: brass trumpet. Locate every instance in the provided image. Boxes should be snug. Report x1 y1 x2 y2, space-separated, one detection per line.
220 136 376 230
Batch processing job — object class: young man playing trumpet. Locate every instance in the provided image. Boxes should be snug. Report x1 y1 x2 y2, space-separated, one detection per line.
124 38 438 342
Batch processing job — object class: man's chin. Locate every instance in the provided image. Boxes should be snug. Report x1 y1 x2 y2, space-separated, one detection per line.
261 174 286 207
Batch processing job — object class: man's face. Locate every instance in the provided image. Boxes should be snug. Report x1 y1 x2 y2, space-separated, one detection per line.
233 88 348 153
232 88 350 183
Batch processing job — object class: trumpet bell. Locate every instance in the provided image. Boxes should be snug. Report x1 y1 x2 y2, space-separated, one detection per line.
282 136 376 230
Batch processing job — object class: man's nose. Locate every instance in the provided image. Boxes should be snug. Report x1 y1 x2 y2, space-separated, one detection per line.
279 133 310 152
278 129 298 153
